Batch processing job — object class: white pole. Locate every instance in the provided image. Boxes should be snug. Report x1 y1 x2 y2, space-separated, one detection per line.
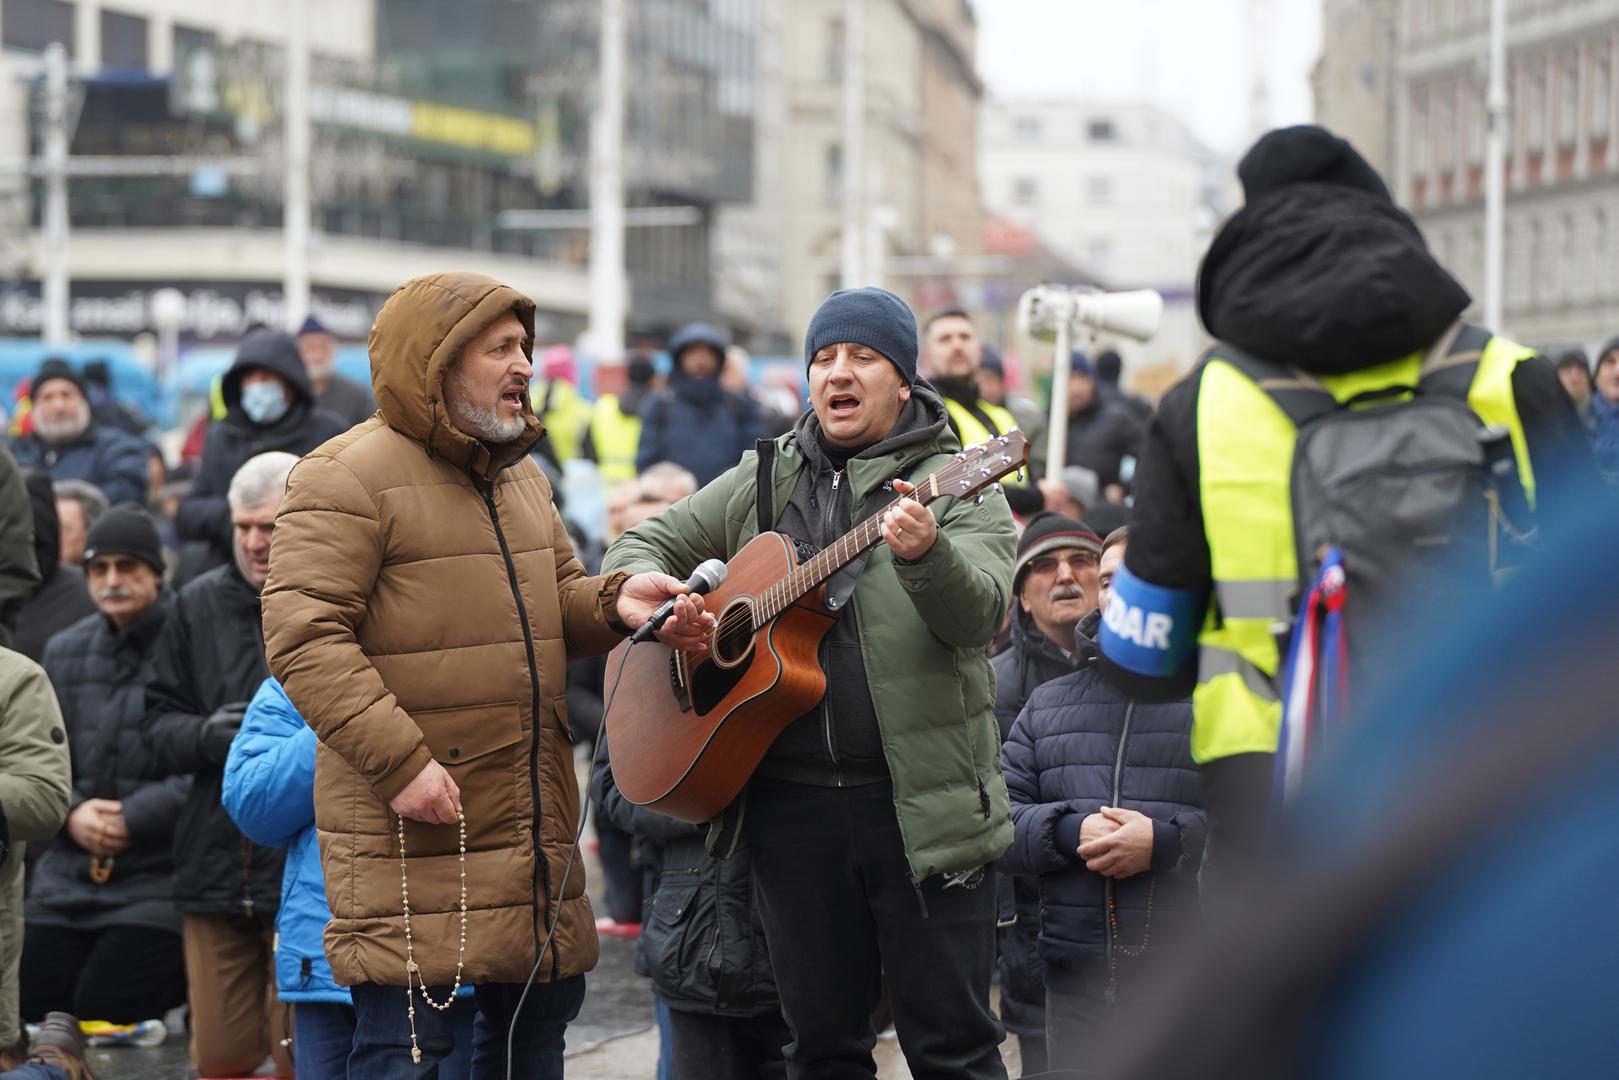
840 0 865 288
42 42 70 347
283 0 311 331
1483 0 1507 330
1045 297 1072 479
589 0 627 365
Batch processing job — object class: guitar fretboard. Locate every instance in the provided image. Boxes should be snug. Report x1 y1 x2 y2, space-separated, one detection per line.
747 437 1024 624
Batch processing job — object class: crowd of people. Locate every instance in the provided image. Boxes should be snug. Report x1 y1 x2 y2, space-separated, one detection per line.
0 123 1610 1080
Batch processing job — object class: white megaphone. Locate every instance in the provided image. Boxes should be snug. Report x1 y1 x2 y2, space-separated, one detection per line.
1017 285 1164 344
1015 284 1165 477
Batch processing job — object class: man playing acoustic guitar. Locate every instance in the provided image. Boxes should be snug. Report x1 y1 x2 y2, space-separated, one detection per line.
604 286 1017 1079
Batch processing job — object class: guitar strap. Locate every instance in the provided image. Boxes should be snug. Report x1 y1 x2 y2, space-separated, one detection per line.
754 438 775 533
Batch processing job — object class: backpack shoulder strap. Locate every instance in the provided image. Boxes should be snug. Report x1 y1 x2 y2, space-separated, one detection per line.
1417 321 1491 402
754 437 775 533
1212 342 1339 428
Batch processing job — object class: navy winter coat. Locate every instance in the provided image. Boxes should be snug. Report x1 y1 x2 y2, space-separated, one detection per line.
988 604 1080 1036
1000 626 1206 994
29 594 188 932
10 422 151 507
635 370 764 487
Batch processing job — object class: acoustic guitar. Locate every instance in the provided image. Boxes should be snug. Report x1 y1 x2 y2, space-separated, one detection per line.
604 431 1030 823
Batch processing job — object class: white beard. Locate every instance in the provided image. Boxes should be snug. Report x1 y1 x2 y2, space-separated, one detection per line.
446 366 526 444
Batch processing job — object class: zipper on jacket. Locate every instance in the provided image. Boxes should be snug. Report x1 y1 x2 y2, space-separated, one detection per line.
480 480 557 980
1103 702 1136 1004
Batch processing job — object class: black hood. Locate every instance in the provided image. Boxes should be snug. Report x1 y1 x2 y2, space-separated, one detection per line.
1199 171 1470 373
23 469 59 584
221 330 316 416
793 379 951 475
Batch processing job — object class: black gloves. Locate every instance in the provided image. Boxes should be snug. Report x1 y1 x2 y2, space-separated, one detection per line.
199 702 249 766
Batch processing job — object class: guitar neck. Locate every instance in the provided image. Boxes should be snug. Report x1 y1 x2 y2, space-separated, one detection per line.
751 481 948 625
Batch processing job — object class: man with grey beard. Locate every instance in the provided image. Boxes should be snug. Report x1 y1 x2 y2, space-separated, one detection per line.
10 359 150 507
23 506 188 1031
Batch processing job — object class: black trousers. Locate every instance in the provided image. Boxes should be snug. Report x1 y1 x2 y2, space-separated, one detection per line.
666 1003 790 1080
744 778 1007 1080
1045 964 1155 1079
20 922 188 1024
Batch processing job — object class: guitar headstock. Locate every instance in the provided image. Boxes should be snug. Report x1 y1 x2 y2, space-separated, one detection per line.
926 430 1031 502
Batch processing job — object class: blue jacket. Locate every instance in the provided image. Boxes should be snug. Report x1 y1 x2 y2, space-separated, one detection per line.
1000 626 1206 994
635 370 764 487
10 423 151 507
1591 393 1619 475
222 677 345 1003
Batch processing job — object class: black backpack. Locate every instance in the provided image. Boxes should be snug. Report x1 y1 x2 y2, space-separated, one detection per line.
1218 322 1532 643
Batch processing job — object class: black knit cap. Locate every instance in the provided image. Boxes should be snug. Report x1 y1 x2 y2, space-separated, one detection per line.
1238 124 1392 206
32 357 86 399
1014 512 1102 591
804 287 919 385
82 505 165 575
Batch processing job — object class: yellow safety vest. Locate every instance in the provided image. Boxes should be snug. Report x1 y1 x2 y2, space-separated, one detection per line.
1191 330 1536 764
590 394 642 486
942 396 1018 449
531 379 591 464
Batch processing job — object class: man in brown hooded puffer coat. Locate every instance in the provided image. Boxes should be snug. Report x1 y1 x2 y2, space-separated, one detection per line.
261 271 712 1077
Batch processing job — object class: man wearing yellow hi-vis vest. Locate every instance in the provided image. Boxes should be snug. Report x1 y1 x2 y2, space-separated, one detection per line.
582 353 656 486
1098 127 1596 872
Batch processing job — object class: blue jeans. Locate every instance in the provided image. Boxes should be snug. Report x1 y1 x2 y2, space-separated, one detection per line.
296 999 478 1080
7 1067 67 1080
348 978 585 1080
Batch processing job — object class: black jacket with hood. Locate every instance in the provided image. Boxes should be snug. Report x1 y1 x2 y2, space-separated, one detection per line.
176 331 346 575
1111 126 1597 861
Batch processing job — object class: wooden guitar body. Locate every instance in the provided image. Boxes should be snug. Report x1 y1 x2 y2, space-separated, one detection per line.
604 531 836 823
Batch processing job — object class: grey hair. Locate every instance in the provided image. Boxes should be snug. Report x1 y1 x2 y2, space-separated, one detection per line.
53 478 110 527
639 462 698 502
227 451 299 510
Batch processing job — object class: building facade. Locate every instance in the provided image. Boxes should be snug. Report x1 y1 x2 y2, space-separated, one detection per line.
979 99 1226 380
778 0 983 349
0 0 783 350
1312 0 1400 176
1318 0 1619 348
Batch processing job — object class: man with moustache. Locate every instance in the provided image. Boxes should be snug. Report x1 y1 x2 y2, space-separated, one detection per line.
23 507 188 1031
607 286 1016 1078
260 271 707 1077
988 512 1101 1070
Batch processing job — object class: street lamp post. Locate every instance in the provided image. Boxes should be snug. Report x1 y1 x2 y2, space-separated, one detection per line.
1483 0 1507 331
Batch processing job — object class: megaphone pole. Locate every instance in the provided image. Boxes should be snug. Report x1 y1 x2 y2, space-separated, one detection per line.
1045 295 1072 480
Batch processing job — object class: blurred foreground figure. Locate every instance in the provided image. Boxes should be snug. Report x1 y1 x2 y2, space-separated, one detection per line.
1104 491 1619 1080
1099 125 1596 873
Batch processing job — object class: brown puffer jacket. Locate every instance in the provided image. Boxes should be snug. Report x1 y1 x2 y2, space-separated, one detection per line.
262 271 628 988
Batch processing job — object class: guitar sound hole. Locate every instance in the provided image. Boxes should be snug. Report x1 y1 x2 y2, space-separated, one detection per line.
711 599 756 669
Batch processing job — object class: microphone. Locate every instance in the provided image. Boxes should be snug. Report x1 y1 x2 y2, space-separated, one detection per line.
628 558 728 643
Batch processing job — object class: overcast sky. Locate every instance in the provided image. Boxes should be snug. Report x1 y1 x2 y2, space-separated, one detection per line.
975 0 1323 157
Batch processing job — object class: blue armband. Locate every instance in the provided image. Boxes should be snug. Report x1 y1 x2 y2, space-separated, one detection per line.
1098 565 1204 678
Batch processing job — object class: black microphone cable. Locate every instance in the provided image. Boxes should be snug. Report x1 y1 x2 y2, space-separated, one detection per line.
505 639 636 1080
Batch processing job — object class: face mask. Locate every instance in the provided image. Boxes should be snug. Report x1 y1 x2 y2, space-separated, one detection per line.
240 381 290 425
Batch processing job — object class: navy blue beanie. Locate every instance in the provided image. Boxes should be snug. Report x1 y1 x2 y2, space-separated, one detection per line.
803 287 918 385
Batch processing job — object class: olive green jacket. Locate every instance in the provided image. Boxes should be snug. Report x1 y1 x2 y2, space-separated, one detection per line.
0 648 71 1046
604 421 1016 880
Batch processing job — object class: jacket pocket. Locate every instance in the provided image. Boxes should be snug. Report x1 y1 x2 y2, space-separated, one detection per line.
406 702 524 855
644 877 709 1002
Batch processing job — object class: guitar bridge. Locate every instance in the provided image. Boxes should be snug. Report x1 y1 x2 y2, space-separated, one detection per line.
669 650 692 711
